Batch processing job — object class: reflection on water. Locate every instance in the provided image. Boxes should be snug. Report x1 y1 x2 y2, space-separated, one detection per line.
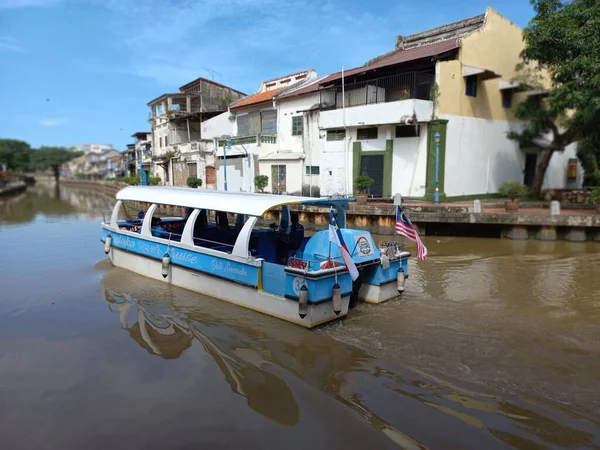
102 278 300 427
0 182 113 225
1 183 600 450
97 266 600 449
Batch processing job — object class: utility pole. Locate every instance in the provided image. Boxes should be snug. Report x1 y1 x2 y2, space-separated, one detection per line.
223 138 230 191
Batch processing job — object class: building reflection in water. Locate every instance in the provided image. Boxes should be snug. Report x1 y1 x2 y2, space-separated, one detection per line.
0 183 115 225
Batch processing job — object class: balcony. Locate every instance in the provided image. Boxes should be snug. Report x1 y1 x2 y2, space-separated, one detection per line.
319 71 434 110
318 72 435 128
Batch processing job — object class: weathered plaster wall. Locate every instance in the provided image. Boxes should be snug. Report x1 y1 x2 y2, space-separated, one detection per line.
201 112 232 140
438 8 528 121
442 114 581 196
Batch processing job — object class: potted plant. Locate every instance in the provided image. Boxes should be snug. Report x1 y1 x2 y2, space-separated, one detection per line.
254 175 268 193
498 181 529 211
186 176 201 189
590 186 600 213
149 174 161 186
355 175 374 205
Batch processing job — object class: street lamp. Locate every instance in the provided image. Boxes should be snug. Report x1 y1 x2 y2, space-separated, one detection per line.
434 131 440 204
224 138 231 192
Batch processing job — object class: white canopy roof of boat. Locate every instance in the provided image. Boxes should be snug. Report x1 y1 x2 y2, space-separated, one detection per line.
116 186 352 217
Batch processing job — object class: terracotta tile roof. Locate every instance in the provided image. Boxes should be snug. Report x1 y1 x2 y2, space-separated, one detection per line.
278 39 459 99
230 87 284 110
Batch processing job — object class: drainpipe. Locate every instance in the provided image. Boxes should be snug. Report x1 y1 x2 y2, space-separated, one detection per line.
434 131 440 204
224 137 230 191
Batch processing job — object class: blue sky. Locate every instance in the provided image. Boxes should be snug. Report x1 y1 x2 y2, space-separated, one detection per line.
0 0 535 149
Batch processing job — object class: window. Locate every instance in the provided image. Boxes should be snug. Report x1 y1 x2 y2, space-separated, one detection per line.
261 109 277 135
395 125 420 138
249 111 261 135
271 165 286 194
164 136 168 147
188 162 197 178
305 166 320 175
159 137 163 148
501 90 513 108
357 127 378 140
466 75 478 97
237 114 249 136
292 116 303 136
326 129 345 141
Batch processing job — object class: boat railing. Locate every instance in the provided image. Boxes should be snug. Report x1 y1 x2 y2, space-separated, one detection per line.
288 255 344 271
102 211 112 224
159 231 235 254
379 241 406 252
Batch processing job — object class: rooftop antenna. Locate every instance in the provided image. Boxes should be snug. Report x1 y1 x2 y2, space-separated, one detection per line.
199 67 222 81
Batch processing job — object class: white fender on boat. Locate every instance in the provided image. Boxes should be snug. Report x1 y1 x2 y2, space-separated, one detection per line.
161 252 171 278
332 282 342 315
380 253 390 270
298 284 308 319
397 267 405 293
104 235 112 254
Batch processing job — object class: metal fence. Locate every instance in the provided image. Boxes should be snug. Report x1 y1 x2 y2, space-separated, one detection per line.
319 71 434 110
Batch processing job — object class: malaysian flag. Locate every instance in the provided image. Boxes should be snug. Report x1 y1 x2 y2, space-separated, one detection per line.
395 205 428 260
328 208 359 280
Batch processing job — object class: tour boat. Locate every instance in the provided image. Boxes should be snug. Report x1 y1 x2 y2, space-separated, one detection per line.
100 186 410 328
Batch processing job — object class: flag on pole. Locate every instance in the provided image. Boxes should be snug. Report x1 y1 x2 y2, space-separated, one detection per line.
328 208 359 280
395 205 428 260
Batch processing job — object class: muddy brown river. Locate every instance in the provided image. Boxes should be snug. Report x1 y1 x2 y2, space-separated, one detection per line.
1 183 599 449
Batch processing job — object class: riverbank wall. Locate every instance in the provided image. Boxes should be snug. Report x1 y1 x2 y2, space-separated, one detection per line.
61 179 127 197
61 179 600 242
0 181 27 199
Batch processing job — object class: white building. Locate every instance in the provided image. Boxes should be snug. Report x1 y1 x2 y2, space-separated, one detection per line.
70 143 114 154
212 69 319 194
197 8 582 200
130 132 152 179
272 8 582 199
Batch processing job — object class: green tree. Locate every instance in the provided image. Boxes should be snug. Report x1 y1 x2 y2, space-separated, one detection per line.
30 146 79 184
508 0 600 195
0 139 33 171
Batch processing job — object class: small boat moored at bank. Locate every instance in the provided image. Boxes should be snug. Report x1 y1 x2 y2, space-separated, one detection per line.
101 186 410 328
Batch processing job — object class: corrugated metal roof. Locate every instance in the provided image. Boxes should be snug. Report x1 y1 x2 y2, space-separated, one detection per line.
178 77 246 95
278 39 459 99
230 87 284 110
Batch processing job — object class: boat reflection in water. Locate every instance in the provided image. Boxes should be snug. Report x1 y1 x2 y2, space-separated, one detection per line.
100 268 600 449
102 273 300 427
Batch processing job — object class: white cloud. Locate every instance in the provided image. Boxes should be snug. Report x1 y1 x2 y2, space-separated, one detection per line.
0 0 64 8
0 36 26 53
97 0 409 90
40 117 68 127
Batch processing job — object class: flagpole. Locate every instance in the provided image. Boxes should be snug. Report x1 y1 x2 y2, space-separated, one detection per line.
328 206 332 262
